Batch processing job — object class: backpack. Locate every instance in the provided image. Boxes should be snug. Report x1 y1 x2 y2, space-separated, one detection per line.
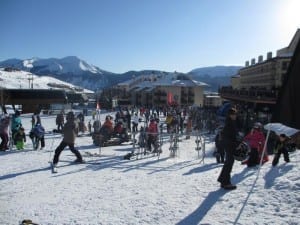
32 124 45 139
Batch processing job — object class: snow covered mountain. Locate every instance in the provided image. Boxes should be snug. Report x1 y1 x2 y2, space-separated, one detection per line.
0 56 105 75
188 66 242 91
0 56 116 91
189 65 242 77
0 57 241 91
0 68 93 93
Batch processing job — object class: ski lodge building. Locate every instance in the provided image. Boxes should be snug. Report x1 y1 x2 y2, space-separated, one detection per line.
219 28 300 108
114 72 208 107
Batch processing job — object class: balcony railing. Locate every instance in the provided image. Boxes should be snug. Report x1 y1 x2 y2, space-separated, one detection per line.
219 86 278 104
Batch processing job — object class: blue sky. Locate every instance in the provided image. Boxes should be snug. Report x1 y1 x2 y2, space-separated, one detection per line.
0 0 299 73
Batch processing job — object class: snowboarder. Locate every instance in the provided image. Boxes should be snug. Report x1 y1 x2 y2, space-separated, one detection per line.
52 112 84 170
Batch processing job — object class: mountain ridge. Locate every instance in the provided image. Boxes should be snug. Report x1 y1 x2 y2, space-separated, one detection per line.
0 57 242 91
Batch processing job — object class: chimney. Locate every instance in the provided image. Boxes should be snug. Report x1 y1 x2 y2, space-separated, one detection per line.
267 52 272 60
251 58 256 65
245 61 249 67
258 55 263 63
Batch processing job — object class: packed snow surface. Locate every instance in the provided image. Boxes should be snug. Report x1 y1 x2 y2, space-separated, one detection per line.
0 113 299 225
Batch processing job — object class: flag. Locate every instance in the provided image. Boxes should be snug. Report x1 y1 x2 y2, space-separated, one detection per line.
272 36 300 129
167 92 173 105
96 102 100 110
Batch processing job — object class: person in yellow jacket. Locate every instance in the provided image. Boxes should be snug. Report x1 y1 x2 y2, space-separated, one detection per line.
165 113 173 133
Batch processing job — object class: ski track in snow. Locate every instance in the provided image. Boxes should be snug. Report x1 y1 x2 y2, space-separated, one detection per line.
0 113 299 225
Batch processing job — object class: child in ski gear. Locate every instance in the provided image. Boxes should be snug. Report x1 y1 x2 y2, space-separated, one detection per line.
217 108 238 190
242 122 268 167
30 123 45 150
14 127 26 150
272 134 290 166
0 115 10 151
52 111 84 165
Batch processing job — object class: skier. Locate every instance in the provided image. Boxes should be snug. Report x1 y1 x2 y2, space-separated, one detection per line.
0 115 10 151
217 108 239 190
52 112 84 169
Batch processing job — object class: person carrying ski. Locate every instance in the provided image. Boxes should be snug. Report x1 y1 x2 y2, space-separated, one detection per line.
272 133 290 166
52 111 84 166
242 122 268 167
0 115 10 151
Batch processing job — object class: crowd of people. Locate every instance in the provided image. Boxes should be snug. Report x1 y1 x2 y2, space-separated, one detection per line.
0 104 296 190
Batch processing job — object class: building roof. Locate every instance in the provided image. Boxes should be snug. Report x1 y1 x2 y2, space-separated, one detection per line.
118 72 208 89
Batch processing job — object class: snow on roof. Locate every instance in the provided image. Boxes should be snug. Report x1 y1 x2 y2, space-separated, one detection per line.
120 72 208 89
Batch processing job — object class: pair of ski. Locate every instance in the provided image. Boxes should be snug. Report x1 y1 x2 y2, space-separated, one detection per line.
50 160 87 173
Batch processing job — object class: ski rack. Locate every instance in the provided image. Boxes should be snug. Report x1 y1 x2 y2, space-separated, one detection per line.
132 129 162 160
194 130 206 163
169 131 180 157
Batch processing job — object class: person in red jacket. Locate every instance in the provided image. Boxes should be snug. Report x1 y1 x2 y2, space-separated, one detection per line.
242 122 268 167
146 118 159 152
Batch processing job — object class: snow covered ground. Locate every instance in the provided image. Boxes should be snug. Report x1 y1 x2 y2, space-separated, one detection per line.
0 113 299 225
